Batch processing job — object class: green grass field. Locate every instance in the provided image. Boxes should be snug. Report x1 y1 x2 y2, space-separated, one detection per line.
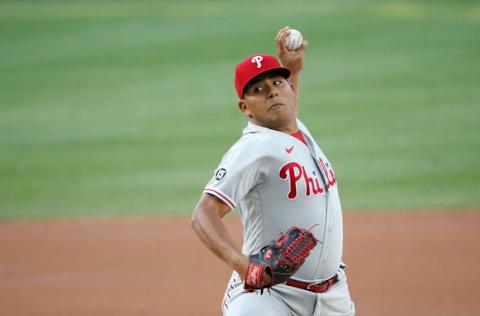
1 0 479 219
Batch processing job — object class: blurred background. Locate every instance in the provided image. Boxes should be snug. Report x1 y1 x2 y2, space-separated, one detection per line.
1 0 479 219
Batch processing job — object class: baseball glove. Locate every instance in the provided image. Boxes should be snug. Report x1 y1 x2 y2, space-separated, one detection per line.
244 226 319 292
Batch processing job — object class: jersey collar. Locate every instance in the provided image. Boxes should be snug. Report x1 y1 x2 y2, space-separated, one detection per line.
243 119 307 136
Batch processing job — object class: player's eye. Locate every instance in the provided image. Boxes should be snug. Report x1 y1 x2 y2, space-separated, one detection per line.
253 86 264 94
274 80 282 85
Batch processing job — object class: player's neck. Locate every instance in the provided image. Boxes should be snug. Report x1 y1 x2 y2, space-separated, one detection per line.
276 123 298 135
275 116 298 134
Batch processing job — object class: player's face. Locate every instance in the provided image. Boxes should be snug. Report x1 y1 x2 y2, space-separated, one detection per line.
239 75 296 131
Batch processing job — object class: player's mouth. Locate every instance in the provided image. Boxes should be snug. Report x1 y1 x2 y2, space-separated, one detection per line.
268 102 284 110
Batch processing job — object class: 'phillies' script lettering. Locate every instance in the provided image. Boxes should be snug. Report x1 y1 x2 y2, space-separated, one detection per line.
278 160 337 199
279 162 323 199
318 158 337 190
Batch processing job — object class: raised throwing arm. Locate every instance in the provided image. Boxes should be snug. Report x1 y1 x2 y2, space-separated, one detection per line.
276 26 308 117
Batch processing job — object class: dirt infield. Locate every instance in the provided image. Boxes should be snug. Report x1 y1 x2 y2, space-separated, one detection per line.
0 211 479 316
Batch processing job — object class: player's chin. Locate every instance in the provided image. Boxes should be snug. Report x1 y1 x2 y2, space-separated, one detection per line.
267 113 292 127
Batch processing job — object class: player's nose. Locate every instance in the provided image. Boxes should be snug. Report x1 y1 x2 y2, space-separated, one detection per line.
267 84 279 99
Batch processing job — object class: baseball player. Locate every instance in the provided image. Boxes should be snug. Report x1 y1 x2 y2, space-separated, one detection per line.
191 27 355 316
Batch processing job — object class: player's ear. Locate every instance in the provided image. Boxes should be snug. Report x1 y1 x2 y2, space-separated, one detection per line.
238 100 253 118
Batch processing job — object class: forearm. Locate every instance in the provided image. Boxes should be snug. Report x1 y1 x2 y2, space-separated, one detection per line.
289 72 300 117
275 26 306 117
191 195 248 276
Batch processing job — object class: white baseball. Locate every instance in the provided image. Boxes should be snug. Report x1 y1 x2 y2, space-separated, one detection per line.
284 29 303 51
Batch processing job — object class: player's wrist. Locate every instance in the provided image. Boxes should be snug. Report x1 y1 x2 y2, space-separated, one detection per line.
231 254 249 278
286 63 303 76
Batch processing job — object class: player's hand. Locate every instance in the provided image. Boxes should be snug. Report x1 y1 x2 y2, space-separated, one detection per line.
276 26 308 76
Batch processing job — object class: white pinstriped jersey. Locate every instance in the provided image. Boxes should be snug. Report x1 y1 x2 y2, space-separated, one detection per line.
204 119 343 282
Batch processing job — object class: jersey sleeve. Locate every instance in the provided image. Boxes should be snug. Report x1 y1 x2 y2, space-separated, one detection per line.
204 142 266 209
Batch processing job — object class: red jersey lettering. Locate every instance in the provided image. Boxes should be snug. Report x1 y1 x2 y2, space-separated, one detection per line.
318 158 337 190
279 162 324 199
279 162 302 199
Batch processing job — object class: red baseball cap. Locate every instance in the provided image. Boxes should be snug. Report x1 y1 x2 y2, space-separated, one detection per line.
234 54 290 99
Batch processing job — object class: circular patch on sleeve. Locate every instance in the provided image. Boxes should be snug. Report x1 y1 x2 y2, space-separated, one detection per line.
215 168 227 181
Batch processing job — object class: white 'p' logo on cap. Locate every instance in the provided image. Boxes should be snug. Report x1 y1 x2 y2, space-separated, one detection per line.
251 55 263 69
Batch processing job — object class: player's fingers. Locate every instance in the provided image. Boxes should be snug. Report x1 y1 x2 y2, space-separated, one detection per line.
275 26 289 42
297 40 308 52
276 27 290 48
276 29 290 52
